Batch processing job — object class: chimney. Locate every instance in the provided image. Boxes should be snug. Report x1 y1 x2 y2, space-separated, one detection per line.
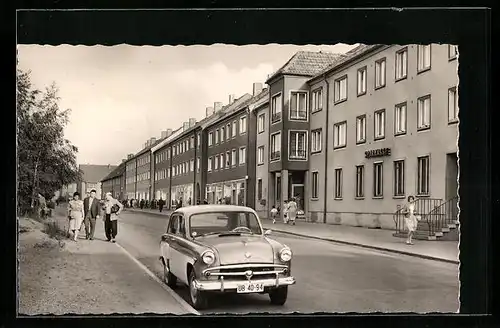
127 153 134 159
161 130 167 139
189 118 196 127
183 122 189 131
166 128 173 137
206 106 214 117
253 82 263 96
229 94 235 104
214 102 223 112
150 137 156 145
122 159 126 163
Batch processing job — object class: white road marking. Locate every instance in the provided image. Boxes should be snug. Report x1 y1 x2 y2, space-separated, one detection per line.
114 242 200 315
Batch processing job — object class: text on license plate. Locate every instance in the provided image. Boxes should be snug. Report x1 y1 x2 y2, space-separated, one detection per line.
236 282 264 293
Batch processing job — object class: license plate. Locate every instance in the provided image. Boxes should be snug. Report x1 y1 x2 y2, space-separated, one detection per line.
236 282 264 293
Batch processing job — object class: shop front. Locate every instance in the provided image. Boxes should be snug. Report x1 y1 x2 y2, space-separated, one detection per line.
206 179 246 206
171 184 194 207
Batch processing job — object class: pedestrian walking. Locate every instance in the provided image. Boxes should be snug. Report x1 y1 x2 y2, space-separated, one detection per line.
270 206 278 224
287 198 298 225
402 195 420 245
140 199 145 209
158 197 165 212
67 192 84 242
103 192 124 242
83 189 100 240
283 200 289 224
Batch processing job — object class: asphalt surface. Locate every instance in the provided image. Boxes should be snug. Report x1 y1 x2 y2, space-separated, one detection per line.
114 210 459 314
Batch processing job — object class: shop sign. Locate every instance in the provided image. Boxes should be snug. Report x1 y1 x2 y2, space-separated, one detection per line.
365 147 391 159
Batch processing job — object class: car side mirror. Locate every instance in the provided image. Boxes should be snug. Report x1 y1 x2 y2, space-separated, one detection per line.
264 229 272 236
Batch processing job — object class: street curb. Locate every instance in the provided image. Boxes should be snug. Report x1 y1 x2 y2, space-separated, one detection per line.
114 242 200 315
125 209 171 218
268 228 459 265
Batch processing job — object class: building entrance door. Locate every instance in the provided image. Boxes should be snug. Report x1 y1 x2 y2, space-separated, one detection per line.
445 152 458 201
291 184 305 211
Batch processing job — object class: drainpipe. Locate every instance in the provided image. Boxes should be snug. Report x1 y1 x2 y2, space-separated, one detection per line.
193 130 197 204
134 159 138 200
323 75 330 224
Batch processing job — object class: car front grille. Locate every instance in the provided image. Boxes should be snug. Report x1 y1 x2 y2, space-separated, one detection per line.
203 263 288 281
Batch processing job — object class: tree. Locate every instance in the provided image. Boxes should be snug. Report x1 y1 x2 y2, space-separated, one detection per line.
17 68 81 216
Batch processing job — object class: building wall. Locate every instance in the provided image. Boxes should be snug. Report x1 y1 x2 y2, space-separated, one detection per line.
170 130 197 205
125 159 137 199
255 103 270 218
268 77 285 173
324 44 458 229
136 152 151 200
153 146 171 202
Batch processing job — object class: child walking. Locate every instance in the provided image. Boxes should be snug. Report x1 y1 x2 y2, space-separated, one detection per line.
270 206 278 224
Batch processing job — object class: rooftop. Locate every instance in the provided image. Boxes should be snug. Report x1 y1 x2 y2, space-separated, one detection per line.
101 162 126 182
79 164 117 183
266 51 346 83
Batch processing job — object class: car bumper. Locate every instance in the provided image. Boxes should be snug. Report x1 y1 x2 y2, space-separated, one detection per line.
193 276 296 292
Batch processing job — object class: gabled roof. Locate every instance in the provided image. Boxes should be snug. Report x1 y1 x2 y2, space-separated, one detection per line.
266 51 345 83
249 88 270 112
151 126 184 153
79 164 117 183
199 93 253 130
101 162 126 182
308 44 385 82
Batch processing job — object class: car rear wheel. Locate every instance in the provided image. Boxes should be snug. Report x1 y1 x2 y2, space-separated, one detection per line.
163 259 177 288
189 270 208 310
269 286 288 305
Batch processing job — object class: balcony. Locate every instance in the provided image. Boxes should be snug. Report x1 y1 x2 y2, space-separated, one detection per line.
289 150 307 160
271 112 282 123
270 151 281 161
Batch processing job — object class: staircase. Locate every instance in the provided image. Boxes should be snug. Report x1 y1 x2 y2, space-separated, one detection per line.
393 197 459 241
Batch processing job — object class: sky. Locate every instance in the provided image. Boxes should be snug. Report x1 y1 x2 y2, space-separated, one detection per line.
17 43 358 165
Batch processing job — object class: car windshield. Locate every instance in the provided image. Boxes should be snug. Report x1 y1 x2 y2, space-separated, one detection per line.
189 211 262 237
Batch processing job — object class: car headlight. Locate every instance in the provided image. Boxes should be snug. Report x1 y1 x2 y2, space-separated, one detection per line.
279 247 292 262
201 250 216 265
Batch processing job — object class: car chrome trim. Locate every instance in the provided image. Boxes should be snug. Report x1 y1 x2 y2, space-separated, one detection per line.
193 276 296 292
203 263 288 273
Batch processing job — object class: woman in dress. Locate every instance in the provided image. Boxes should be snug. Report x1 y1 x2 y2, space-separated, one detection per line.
403 195 419 245
67 192 84 241
287 198 298 226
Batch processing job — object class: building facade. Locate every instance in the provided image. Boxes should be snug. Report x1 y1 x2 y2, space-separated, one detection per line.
307 44 459 228
101 162 126 200
125 154 137 200
78 164 117 199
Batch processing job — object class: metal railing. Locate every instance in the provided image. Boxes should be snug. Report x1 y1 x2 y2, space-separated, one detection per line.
270 151 281 161
290 110 307 120
393 197 442 235
271 112 282 123
425 196 458 236
289 149 307 159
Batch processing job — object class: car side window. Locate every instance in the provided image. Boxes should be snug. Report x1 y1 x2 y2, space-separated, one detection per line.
168 215 179 234
177 215 186 237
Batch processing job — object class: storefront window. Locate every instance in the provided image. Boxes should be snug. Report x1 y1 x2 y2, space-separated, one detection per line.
237 182 246 206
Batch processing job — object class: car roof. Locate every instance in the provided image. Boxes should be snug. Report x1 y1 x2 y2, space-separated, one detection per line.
172 205 256 217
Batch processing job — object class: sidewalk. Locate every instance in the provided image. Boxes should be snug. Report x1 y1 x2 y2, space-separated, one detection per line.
125 207 459 264
18 209 197 315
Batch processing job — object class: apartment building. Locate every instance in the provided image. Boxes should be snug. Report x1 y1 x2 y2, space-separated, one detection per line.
252 91 271 218
78 164 117 199
264 51 345 220
101 161 126 200
204 84 266 207
125 154 137 200
307 44 459 229
151 128 177 206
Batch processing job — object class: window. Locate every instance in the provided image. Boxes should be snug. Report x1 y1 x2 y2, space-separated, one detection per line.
311 88 322 112
271 93 282 123
311 129 322 153
190 136 195 149
270 132 281 161
333 121 347 149
373 162 383 197
240 116 247 134
417 95 431 130
374 110 386 140
417 156 430 196
257 146 265 164
220 127 225 143
394 103 407 135
220 154 224 169
394 160 405 197
311 172 319 199
334 76 347 103
226 124 231 140
355 165 364 198
215 129 219 144
375 58 386 89
196 157 200 173
290 91 307 120
448 87 458 123
208 132 213 146
395 48 408 80
257 179 263 200
257 113 265 133
208 157 212 171
226 151 230 167
357 67 367 95
239 147 246 165
356 115 366 144
289 131 307 160
197 133 201 147
334 168 343 199
417 44 431 72
232 121 237 137
214 154 219 170
231 149 237 166
448 44 458 60
190 159 194 172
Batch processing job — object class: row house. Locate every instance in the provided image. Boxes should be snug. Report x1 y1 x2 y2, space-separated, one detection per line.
150 128 177 207
125 153 137 200
101 161 126 200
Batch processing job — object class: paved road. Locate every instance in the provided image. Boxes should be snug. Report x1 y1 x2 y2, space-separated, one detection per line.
114 211 459 314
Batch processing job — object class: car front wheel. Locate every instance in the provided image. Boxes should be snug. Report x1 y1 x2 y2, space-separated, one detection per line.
269 286 288 305
163 259 177 288
189 270 208 310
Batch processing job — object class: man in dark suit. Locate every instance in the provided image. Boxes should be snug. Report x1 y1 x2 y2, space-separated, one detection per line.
83 189 100 240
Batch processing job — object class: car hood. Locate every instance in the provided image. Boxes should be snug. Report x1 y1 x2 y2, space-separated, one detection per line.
199 235 275 265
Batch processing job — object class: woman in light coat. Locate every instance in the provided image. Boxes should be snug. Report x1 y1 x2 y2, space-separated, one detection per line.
287 198 298 226
403 195 420 245
67 192 84 241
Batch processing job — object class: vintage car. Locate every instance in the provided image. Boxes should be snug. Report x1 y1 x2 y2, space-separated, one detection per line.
159 205 296 309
